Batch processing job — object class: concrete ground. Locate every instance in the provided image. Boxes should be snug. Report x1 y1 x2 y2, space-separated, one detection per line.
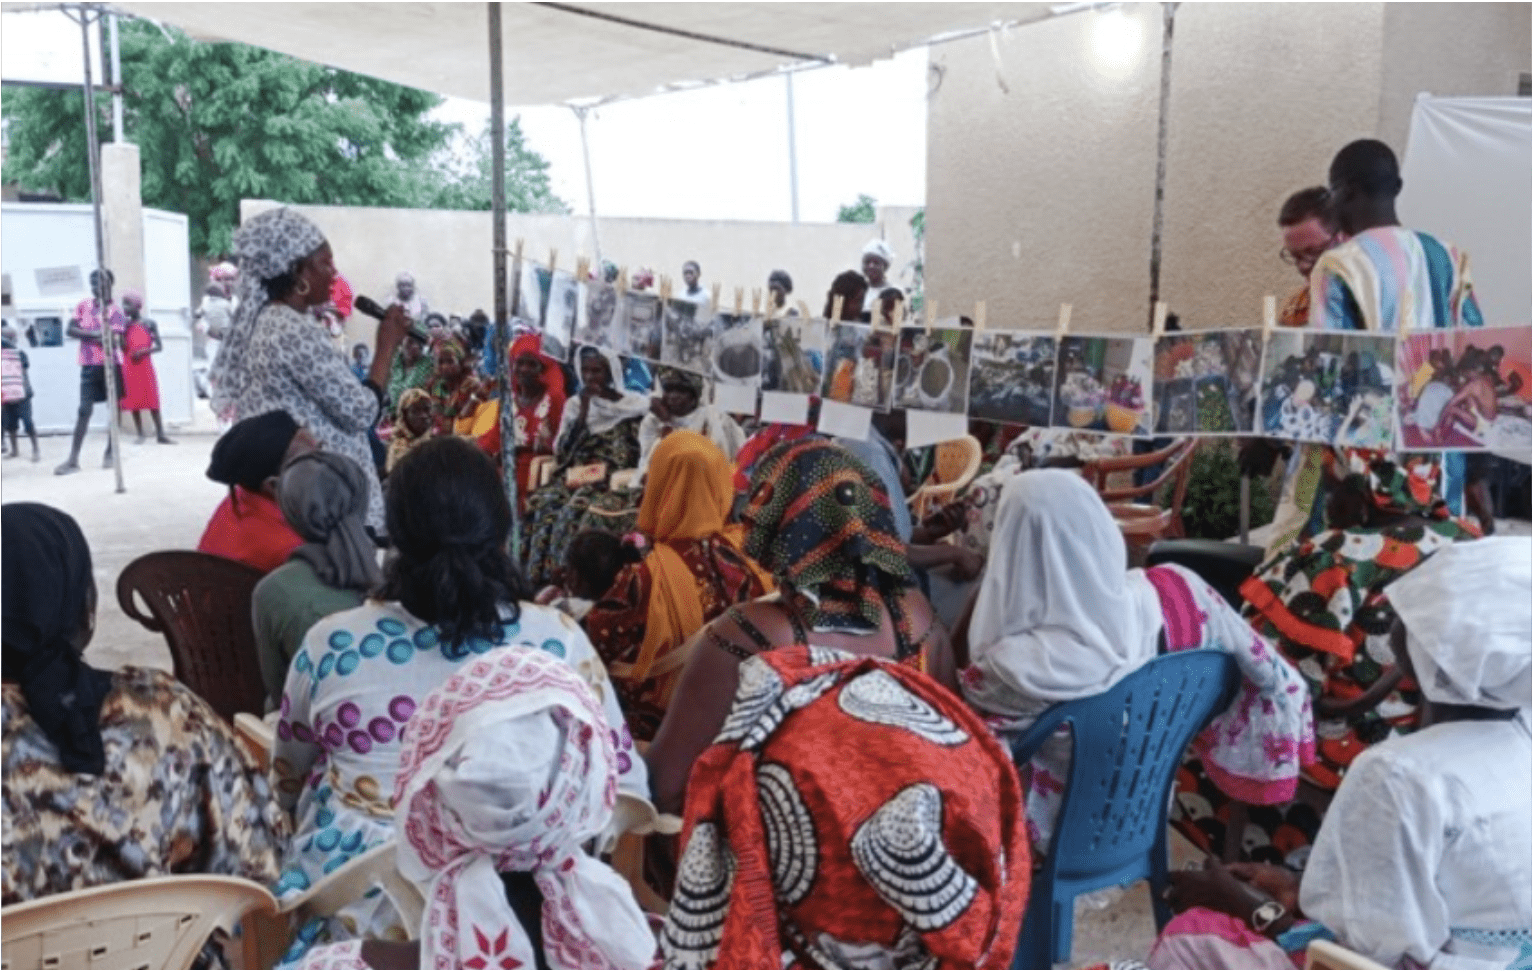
5 406 1521 967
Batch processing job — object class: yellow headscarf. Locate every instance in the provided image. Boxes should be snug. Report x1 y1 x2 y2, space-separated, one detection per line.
631 430 772 685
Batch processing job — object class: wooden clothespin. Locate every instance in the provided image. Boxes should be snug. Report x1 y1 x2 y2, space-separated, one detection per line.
513 238 524 264
1152 301 1168 337
796 300 811 319
925 300 938 335
1398 292 1413 336
711 282 721 311
830 294 844 325
752 288 763 318
617 267 629 292
659 276 672 302
575 255 591 282
1262 295 1277 335
733 287 745 316
974 301 987 333
547 249 558 275
1056 303 1072 336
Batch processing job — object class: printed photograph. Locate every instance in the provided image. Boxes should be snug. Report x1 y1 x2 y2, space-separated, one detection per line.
620 291 663 362
822 321 897 409
1396 325 1532 451
1152 328 1262 434
893 323 973 414
572 280 620 353
761 316 827 395
712 313 764 389
968 331 1056 427
661 297 714 375
1052 334 1154 436
1258 331 1396 448
543 269 580 361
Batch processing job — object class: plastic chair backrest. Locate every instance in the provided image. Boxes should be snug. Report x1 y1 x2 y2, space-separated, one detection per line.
933 435 982 488
1 875 277 970
116 551 267 722
1306 939 1388 970
1010 649 1241 966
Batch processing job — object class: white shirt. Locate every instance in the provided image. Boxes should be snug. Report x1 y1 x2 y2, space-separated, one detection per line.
1300 715 1532 969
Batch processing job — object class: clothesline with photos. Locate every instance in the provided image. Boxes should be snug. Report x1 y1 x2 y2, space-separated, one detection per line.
506 248 1532 454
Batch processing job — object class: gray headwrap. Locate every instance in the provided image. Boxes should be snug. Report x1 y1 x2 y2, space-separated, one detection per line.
278 452 383 592
209 208 327 416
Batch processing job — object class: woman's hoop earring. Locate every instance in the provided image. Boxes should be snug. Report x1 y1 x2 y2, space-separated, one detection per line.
295 277 311 297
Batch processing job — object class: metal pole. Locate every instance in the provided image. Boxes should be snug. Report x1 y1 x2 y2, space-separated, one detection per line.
108 12 123 143
1145 1 1177 330
572 105 604 267
78 4 125 492
785 73 800 223
488 1 519 547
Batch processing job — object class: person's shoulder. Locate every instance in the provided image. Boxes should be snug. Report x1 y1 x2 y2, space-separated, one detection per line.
301 599 411 652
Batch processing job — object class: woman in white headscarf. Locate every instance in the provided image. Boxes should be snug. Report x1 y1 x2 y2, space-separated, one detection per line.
633 367 745 485
1153 537 1531 970
208 208 409 530
522 345 651 586
958 469 1314 851
291 647 656 970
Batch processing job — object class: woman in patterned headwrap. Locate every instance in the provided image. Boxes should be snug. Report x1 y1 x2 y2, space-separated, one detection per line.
208 207 409 530
659 646 1027 969
634 367 745 484
424 334 489 437
584 431 773 741
645 438 955 815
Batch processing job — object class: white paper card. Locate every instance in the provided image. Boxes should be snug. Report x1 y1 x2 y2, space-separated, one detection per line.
817 399 873 440
759 391 810 425
713 382 758 416
905 409 969 449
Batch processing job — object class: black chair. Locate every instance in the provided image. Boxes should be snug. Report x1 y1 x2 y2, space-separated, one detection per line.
1146 539 1266 609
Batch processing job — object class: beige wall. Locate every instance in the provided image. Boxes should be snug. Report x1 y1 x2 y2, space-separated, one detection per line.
926 2 1531 334
241 200 919 350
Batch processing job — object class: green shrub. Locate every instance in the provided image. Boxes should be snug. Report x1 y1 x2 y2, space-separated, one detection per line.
1177 441 1275 541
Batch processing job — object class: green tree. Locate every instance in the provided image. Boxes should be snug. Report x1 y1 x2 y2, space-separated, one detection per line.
2 21 562 254
836 193 877 224
408 119 569 214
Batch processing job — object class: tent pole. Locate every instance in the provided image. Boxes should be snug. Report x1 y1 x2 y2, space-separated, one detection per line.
572 105 604 268
489 1 518 545
785 73 800 223
77 3 125 493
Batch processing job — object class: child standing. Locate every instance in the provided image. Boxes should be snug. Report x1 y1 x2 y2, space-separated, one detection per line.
1 325 39 461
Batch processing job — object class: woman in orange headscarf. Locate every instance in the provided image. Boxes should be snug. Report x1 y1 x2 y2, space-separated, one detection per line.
583 430 772 741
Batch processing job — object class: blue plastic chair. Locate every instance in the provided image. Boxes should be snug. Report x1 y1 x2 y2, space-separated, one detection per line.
1009 649 1241 968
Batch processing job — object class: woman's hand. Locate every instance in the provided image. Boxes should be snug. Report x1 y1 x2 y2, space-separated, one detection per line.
1228 862 1301 915
366 304 411 388
131 348 150 364
1163 858 1260 917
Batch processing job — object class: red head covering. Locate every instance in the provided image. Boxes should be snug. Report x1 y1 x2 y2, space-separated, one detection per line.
510 333 567 405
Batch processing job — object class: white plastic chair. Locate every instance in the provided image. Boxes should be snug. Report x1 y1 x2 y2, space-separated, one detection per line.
1 875 277 970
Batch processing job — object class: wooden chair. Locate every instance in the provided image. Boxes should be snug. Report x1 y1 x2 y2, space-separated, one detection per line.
1082 437 1198 548
1 876 278 970
908 434 983 520
116 551 267 723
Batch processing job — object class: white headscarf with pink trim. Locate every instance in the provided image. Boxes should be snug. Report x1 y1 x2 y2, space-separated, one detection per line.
392 647 656 970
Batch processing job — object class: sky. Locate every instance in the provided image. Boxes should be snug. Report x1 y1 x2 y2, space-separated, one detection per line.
2 8 929 224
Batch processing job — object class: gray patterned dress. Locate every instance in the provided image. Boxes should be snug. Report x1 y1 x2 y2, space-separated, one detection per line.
226 303 384 528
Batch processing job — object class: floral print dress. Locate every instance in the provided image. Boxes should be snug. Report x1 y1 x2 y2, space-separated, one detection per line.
272 599 647 961
3 667 289 904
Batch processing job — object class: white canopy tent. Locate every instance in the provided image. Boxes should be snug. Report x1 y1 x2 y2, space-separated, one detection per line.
114 2 1052 107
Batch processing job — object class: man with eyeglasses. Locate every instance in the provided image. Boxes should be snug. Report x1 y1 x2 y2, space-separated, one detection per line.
1276 186 1338 327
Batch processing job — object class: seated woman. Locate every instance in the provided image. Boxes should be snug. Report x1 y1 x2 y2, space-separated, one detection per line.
506 333 566 505
383 387 432 476
1237 453 1479 799
2 503 288 904
634 368 745 484
535 530 637 623
660 646 1027 969
646 439 956 815
198 409 317 573
584 432 773 741
384 329 431 425
522 345 650 587
252 452 381 711
291 648 656 971
272 436 647 958
958 469 1313 853
425 334 489 437
1152 538 1530 970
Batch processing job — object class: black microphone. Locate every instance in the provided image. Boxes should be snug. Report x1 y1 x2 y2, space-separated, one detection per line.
355 295 429 341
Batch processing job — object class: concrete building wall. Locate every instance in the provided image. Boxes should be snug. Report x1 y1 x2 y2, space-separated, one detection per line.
240 200 920 351
925 2 1531 335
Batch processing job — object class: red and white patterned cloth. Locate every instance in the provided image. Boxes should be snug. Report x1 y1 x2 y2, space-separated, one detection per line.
392 647 655 971
73 299 126 367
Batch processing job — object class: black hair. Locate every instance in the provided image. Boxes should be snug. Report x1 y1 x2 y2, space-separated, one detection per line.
683 260 701 274
380 437 531 647
565 530 640 600
1278 186 1334 229
824 270 868 317
1329 140 1402 199
769 269 793 293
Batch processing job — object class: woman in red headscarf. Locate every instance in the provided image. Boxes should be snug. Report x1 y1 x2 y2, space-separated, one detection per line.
508 334 566 505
